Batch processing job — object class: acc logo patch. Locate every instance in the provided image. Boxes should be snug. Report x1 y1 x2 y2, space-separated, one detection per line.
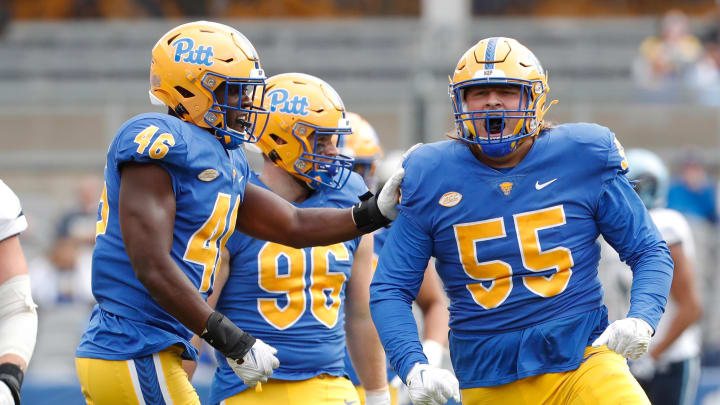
266 88 310 116
439 191 462 207
499 182 514 196
198 169 220 182
172 38 214 67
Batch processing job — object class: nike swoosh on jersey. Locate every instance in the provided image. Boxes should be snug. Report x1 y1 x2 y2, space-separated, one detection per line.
535 178 557 190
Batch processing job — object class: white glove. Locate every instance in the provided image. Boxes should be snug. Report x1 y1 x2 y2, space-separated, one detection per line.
406 363 460 405
0 381 14 405
376 167 404 221
629 355 656 381
376 143 422 221
592 318 653 360
365 387 392 405
227 338 279 387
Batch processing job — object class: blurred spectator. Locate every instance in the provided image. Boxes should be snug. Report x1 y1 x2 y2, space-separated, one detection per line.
53 176 102 303
667 152 718 224
29 237 94 306
55 176 101 245
633 9 703 90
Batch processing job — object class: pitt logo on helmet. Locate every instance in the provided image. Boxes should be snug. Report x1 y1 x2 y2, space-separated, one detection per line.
267 88 310 116
172 38 214 67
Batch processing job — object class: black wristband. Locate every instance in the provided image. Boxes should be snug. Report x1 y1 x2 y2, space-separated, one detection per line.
200 311 256 361
0 363 23 405
352 193 391 233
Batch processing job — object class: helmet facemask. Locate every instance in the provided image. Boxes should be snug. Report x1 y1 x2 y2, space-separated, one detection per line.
203 71 268 149
292 120 354 190
451 79 543 158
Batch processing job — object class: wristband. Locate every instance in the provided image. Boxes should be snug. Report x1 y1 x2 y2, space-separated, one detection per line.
352 194 390 233
0 363 23 405
200 312 255 361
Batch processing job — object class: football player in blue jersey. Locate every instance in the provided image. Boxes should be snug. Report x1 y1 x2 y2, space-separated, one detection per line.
341 113 450 405
190 73 390 405
74 22 403 405
369 37 674 405
0 180 38 405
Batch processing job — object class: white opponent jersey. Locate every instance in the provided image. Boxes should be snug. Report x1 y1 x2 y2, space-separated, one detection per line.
599 207 700 363
0 180 28 241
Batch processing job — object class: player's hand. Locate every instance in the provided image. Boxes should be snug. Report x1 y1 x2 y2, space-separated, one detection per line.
592 317 653 360
0 381 14 405
376 143 422 221
365 387 391 405
227 338 279 387
352 143 421 232
376 167 404 221
629 355 656 381
406 363 460 405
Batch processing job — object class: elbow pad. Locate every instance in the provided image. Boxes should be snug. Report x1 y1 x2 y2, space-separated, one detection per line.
0 275 38 366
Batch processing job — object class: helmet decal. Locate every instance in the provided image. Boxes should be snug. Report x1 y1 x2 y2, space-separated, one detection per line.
172 38 214 67
267 88 310 116
256 73 355 190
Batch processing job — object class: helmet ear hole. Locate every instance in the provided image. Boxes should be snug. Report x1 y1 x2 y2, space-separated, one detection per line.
174 86 195 98
269 134 287 145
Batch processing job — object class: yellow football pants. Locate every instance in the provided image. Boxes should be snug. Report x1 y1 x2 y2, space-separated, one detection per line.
75 346 200 405
220 374 359 405
354 385 398 405
461 346 650 405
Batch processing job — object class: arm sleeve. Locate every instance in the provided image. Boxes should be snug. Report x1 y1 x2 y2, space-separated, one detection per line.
595 171 673 331
370 212 432 382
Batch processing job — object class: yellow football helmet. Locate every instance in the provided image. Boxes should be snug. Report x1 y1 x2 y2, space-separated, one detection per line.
150 21 268 149
343 112 383 190
256 73 354 190
449 37 556 157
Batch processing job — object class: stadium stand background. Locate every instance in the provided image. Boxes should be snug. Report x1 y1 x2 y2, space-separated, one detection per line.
1 1 719 403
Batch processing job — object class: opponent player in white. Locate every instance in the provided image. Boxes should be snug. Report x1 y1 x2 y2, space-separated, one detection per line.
599 149 702 405
0 180 38 405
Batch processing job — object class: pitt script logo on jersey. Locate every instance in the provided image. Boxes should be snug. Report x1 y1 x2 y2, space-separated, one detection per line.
267 88 310 116
172 38 214 67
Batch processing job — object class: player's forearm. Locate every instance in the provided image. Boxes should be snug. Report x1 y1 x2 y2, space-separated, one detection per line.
422 306 450 345
134 258 212 335
346 318 388 391
286 207 362 248
649 303 702 360
370 284 426 382
626 246 674 330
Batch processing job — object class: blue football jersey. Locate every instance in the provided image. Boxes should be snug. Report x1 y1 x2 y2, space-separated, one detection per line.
370 123 673 388
210 172 367 404
76 112 250 361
